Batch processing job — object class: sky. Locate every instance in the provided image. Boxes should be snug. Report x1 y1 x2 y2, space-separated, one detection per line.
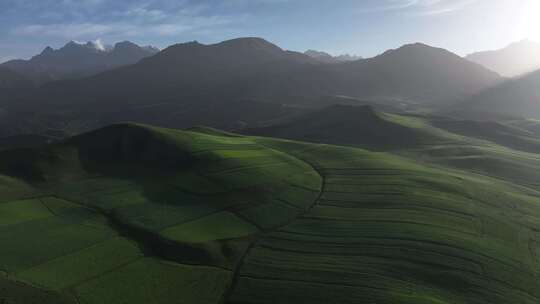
0 0 539 63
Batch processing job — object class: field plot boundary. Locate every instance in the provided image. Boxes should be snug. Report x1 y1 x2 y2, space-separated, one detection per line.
220 142 326 303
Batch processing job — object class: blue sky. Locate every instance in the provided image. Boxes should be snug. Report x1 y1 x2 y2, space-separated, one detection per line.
0 0 539 63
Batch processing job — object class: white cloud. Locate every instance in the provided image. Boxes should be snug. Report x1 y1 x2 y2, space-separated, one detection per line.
12 14 234 39
92 38 106 50
120 7 168 21
13 23 113 38
359 0 478 16
8 0 244 40
223 0 290 6
412 0 478 16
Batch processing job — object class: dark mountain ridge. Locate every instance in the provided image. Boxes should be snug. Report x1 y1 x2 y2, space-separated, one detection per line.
1 40 159 85
15 39 501 109
1 38 502 138
337 43 502 104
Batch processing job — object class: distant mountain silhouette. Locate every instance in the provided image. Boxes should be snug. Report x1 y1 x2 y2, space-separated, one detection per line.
466 40 540 77
304 50 362 63
3 38 502 137
13 37 323 110
458 69 540 119
20 39 500 108
1 40 159 85
337 43 502 104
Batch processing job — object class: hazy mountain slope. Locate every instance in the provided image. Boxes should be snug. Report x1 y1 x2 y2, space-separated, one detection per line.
2 123 540 303
1 38 503 139
459 69 540 119
1 41 158 85
339 43 502 104
0 67 32 89
16 38 324 110
0 134 54 151
0 97 306 142
467 40 540 77
15 38 501 111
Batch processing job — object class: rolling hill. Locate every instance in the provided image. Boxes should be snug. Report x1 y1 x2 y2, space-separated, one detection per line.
245 105 444 149
1 123 540 303
244 104 540 190
432 118 540 154
466 40 540 77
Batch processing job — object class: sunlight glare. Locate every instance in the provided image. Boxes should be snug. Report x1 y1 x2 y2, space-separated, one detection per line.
518 0 540 41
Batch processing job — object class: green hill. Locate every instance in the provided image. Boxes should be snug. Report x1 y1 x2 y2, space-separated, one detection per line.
245 104 540 192
431 118 540 154
245 105 452 150
1 123 540 303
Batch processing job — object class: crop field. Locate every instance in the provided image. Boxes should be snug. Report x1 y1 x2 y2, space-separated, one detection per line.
227 140 540 304
74 258 231 304
0 124 321 303
1 123 540 303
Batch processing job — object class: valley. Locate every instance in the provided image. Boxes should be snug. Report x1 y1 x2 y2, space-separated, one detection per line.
2 3 540 301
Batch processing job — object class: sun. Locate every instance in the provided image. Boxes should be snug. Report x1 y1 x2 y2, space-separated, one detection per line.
517 0 540 41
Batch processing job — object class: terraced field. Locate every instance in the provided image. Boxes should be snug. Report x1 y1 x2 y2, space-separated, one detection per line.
246 105 540 192
0 124 321 304
226 139 540 304
2 123 540 303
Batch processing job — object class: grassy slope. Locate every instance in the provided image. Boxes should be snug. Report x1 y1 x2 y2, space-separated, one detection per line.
0 123 321 304
245 105 450 150
229 139 540 304
1 123 540 303
246 105 540 192
386 114 540 192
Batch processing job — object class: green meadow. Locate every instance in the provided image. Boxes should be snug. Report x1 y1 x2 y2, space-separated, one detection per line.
1 120 540 303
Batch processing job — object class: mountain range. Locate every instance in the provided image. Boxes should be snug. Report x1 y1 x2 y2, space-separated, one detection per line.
335 43 500 104
466 40 540 77
7 38 500 108
4 34 540 304
0 37 524 138
304 50 362 63
1 40 159 85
